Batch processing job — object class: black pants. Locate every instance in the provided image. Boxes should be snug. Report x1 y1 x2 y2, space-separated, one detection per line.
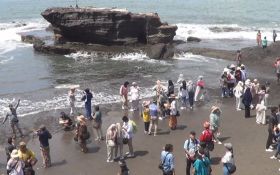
244 105 250 118
188 91 194 107
144 122 150 132
163 170 174 175
266 130 274 149
186 158 194 175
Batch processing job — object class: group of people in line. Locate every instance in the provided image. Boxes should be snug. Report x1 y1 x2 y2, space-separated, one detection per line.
256 30 277 48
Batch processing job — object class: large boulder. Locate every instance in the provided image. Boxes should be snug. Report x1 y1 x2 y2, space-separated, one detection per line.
147 43 174 59
187 36 201 42
41 7 177 45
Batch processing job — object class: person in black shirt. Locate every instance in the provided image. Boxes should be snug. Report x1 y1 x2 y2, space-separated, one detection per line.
35 125 52 168
266 107 278 152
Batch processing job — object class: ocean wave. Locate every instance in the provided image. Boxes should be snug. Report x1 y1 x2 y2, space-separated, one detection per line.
175 23 277 41
0 86 158 118
173 52 220 63
0 56 14 64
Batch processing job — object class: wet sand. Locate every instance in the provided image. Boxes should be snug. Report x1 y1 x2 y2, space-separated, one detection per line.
1 43 280 175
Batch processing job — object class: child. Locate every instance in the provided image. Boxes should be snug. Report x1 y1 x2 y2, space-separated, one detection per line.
142 101 151 134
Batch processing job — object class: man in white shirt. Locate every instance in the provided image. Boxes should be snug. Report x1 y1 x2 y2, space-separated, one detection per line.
122 116 134 158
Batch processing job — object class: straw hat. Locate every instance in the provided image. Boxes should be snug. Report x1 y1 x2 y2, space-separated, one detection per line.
10 150 19 158
211 106 220 113
224 143 233 150
203 121 210 128
229 64 236 68
19 141 26 147
240 64 245 68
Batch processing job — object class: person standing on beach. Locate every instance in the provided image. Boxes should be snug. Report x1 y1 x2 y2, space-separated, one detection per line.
2 99 24 138
209 106 222 145
142 101 151 134
194 76 205 102
167 80 175 97
184 131 200 175
7 150 25 175
18 142 37 175
193 149 211 175
120 82 129 110
160 144 175 175
262 36 268 49
242 80 253 118
68 88 76 116
92 105 103 141
266 108 278 152
5 137 16 162
75 115 90 153
115 123 124 160
257 30 262 46
256 100 267 125
179 81 188 110
122 116 134 158
130 82 140 112
34 125 52 168
169 94 178 130
177 74 185 86
233 81 244 111
149 99 160 136
187 80 195 110
275 58 280 84
273 30 277 42
236 50 242 65
153 80 165 103
106 124 117 163
240 64 247 82
221 143 236 175
81 88 93 120
220 70 229 98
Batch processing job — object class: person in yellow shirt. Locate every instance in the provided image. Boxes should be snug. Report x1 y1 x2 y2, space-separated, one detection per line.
142 101 151 134
18 142 37 175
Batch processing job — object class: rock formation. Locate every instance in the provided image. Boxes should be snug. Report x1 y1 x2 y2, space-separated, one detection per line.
41 7 177 45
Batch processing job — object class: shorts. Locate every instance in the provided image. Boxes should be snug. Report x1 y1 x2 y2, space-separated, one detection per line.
150 118 158 125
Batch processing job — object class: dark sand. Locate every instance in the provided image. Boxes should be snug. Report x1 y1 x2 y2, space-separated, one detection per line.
1 43 280 175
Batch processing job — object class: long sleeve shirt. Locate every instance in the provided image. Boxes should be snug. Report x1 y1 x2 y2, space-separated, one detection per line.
161 151 175 173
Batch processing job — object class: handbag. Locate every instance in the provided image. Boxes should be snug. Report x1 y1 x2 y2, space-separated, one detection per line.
108 140 115 147
225 163 236 174
123 138 129 144
158 153 170 170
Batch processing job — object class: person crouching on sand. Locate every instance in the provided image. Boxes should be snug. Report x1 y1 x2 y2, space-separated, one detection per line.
59 112 73 131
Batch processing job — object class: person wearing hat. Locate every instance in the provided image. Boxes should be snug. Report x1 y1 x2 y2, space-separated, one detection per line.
209 106 222 145
18 142 37 175
149 98 160 136
34 125 52 168
129 82 140 112
242 83 253 118
233 81 244 111
68 87 76 116
81 88 93 120
142 101 151 134
222 143 235 175
7 149 25 175
2 99 24 138
75 115 89 153
120 82 129 110
169 94 178 130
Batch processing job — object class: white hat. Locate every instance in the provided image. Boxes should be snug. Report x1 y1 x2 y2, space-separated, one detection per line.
198 75 203 80
10 150 19 158
229 64 236 68
132 82 137 86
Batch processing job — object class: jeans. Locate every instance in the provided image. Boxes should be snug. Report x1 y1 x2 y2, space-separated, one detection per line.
181 96 188 107
266 130 274 149
188 91 194 107
223 165 230 175
274 143 280 157
221 87 228 97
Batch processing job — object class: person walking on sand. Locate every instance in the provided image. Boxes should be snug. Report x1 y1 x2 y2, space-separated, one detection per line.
221 143 236 175
2 99 24 138
160 144 175 175
75 115 90 153
149 99 160 136
184 131 200 175
257 30 262 46
92 105 103 141
194 76 205 102
233 81 244 111
18 142 37 175
187 80 195 110
262 36 268 49
115 123 124 160
266 107 278 152
130 82 140 112
34 125 52 168
273 30 277 42
209 106 222 145
270 124 280 160
68 88 76 115
179 81 188 110
169 94 178 130
120 82 129 110
142 101 151 134
7 150 25 175
106 124 117 163
81 88 93 120
242 80 253 118
122 116 134 158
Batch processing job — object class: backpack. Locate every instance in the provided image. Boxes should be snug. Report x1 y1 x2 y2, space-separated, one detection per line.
200 129 215 151
129 120 137 134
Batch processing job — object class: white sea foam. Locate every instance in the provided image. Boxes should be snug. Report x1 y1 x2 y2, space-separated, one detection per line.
0 56 14 64
54 84 80 89
0 86 158 118
175 23 277 41
173 52 218 62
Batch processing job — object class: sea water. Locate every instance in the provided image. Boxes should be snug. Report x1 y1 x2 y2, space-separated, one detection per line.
0 0 278 117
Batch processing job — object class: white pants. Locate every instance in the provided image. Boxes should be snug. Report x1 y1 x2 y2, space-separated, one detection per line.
236 97 241 109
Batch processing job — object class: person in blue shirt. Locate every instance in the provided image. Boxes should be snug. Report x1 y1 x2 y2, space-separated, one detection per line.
81 88 93 119
35 125 52 168
184 131 200 175
161 144 175 175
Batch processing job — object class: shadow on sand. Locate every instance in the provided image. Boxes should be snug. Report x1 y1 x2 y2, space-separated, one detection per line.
210 157 221 165
51 159 67 167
